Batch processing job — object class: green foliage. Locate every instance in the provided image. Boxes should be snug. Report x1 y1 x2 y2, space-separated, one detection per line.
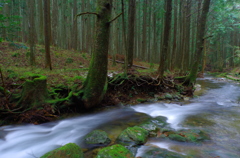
11 52 20 57
65 58 74 64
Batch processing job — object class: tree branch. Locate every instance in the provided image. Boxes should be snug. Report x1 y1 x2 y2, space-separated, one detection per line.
75 12 99 20
108 13 122 23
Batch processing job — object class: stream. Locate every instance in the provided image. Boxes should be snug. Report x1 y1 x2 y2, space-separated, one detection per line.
1 76 240 158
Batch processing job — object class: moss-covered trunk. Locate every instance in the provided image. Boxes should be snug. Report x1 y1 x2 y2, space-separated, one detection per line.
184 0 211 85
82 0 112 108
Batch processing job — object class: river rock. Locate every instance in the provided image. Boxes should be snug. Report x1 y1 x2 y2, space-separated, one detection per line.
164 129 210 143
138 121 159 137
139 146 187 158
84 130 111 146
96 144 134 158
152 116 168 128
165 93 173 99
40 143 84 158
117 126 149 146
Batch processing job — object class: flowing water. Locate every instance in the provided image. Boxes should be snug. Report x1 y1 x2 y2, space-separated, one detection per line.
1 76 240 158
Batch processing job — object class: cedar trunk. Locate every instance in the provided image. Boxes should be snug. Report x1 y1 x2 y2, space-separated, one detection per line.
185 0 211 85
82 0 112 108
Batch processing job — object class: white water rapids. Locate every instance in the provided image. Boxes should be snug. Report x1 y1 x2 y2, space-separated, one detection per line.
1 76 240 158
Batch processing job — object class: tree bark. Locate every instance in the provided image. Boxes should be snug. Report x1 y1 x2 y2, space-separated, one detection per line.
28 0 36 66
81 0 112 108
157 0 172 79
127 0 136 68
184 0 211 84
44 0 52 70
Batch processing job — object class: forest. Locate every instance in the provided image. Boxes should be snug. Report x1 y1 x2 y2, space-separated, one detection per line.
0 0 240 157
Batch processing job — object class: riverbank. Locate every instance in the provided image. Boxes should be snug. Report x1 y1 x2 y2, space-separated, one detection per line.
0 41 193 125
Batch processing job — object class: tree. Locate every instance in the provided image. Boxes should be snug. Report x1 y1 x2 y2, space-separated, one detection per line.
28 0 36 66
184 0 211 85
127 0 136 68
44 0 52 70
157 0 172 79
76 0 120 108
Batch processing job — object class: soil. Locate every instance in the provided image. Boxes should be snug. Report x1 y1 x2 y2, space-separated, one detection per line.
0 41 193 125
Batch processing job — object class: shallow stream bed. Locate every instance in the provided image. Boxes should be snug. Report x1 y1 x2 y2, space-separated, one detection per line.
1 76 240 158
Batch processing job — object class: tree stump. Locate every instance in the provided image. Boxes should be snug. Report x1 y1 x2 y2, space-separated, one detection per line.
17 75 49 108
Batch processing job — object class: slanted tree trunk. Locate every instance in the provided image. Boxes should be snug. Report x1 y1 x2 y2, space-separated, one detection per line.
17 75 49 108
81 0 113 108
184 0 211 85
157 0 172 79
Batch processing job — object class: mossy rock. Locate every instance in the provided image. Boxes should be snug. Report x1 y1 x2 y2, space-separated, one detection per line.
139 147 188 158
151 116 168 128
165 93 173 99
138 121 160 137
84 130 111 147
117 126 149 146
166 129 209 143
168 134 187 142
40 143 84 158
96 144 134 158
182 115 215 127
178 129 210 143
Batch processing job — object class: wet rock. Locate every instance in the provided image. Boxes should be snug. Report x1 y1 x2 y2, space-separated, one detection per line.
117 126 149 146
139 146 187 158
182 115 215 127
84 130 111 146
138 121 160 137
164 129 210 143
165 93 173 99
96 144 134 158
152 116 168 128
40 143 84 158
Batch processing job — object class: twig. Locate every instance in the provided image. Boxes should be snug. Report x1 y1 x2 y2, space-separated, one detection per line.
75 12 99 20
109 13 122 23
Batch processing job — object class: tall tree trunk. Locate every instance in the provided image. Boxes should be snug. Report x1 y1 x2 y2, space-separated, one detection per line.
28 0 36 66
185 0 211 84
81 0 112 108
157 0 172 78
72 0 78 50
44 0 52 70
127 0 136 67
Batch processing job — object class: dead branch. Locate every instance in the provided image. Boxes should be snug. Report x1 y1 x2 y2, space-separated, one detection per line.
75 12 99 20
109 13 122 23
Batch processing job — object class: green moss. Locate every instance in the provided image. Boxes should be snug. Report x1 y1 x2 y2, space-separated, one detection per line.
117 126 149 146
96 144 134 158
84 130 111 145
40 143 83 158
168 134 187 142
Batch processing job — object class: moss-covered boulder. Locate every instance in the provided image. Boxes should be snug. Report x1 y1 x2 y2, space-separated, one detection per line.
152 116 168 128
178 129 210 143
84 130 111 147
138 121 159 137
96 144 134 158
117 126 149 146
161 129 210 143
139 147 187 158
40 143 84 158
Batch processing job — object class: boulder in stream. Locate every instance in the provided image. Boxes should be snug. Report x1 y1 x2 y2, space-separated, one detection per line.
84 130 111 146
96 144 134 158
40 143 84 158
117 126 149 146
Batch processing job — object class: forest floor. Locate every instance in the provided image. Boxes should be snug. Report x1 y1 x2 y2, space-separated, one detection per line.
0 41 193 125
